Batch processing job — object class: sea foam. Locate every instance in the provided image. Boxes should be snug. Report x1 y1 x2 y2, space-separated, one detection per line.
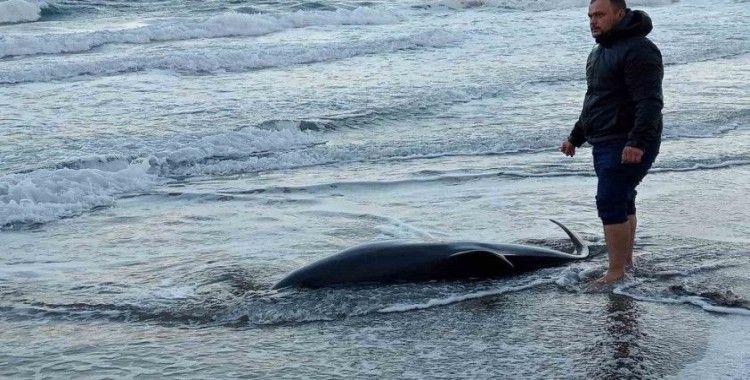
431 0 678 11
613 283 750 316
0 7 400 58
0 159 155 227
0 0 41 24
148 124 326 176
0 125 322 227
378 279 552 313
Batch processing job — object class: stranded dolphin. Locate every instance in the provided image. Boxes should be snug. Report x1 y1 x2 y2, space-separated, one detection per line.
272 220 590 289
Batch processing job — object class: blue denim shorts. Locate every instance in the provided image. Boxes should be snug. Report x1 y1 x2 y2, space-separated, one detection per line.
592 139 659 225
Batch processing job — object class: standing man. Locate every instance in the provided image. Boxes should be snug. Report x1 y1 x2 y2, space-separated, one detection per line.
561 0 663 284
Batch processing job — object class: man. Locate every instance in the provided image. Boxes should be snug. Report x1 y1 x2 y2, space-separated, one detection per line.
561 0 663 284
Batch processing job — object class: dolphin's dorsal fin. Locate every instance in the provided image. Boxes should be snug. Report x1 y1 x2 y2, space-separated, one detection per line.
447 250 514 268
549 219 589 257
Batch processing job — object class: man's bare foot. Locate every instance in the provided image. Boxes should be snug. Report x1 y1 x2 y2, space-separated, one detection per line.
594 271 625 285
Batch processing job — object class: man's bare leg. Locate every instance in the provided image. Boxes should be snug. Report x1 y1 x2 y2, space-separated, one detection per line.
596 222 631 284
626 214 637 268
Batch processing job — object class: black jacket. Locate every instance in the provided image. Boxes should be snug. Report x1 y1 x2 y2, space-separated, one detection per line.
568 9 663 150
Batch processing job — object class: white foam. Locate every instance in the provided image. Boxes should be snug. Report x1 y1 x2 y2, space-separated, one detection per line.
0 7 400 58
145 125 327 178
0 159 155 227
151 286 196 300
157 139 544 179
430 0 678 11
378 279 551 313
613 284 750 316
651 159 750 173
554 265 591 288
0 0 41 24
0 126 327 226
0 30 461 84
156 125 324 167
373 216 445 240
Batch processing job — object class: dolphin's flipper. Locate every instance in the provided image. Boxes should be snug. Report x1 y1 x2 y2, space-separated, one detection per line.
549 219 589 258
448 250 514 268
442 249 516 279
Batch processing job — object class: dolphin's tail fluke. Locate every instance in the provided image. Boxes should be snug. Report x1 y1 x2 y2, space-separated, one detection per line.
549 219 589 258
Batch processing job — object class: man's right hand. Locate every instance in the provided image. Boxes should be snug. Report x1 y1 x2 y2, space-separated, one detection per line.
561 140 576 157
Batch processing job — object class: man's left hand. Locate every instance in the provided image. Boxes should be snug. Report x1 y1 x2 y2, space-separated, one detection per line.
621 146 644 164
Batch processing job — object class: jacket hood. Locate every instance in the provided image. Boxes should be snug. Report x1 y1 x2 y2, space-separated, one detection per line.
596 9 653 45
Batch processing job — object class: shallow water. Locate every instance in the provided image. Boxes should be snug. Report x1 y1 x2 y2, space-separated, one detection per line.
1 0 749 378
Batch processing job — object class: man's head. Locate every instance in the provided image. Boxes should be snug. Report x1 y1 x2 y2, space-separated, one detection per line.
588 0 627 38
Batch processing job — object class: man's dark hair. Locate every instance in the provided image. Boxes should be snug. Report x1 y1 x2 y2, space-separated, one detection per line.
591 0 627 10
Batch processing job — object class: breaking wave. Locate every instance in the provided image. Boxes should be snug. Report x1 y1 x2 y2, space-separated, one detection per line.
0 0 44 24
420 0 679 11
0 7 401 58
0 159 156 228
2 117 749 229
0 125 323 228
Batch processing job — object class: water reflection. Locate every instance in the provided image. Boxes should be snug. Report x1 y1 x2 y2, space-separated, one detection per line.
589 293 644 379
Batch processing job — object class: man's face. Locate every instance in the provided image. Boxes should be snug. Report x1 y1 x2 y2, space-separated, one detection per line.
588 0 625 38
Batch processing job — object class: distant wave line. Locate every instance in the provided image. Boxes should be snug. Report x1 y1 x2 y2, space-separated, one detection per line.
0 30 462 84
0 7 401 59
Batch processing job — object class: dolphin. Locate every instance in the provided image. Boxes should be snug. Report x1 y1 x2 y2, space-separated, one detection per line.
272 219 590 289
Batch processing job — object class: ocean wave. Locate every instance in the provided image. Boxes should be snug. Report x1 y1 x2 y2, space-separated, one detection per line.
0 7 400 58
651 158 750 174
0 0 43 24
163 132 750 194
0 125 323 228
0 123 550 228
212 165 583 197
159 151 750 187
0 29 462 84
0 153 506 229
146 124 326 177
420 0 678 11
5 134 748 229
207 154 750 196
289 1 339 11
2 119 747 228
147 140 557 179
0 159 155 228
37 1 69 18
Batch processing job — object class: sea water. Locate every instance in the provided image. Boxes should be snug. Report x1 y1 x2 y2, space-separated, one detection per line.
1 0 748 378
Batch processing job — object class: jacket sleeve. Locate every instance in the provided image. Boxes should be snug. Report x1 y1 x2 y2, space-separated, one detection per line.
568 113 586 147
623 41 664 150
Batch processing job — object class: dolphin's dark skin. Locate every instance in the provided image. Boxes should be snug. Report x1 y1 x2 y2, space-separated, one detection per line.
272 220 590 289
